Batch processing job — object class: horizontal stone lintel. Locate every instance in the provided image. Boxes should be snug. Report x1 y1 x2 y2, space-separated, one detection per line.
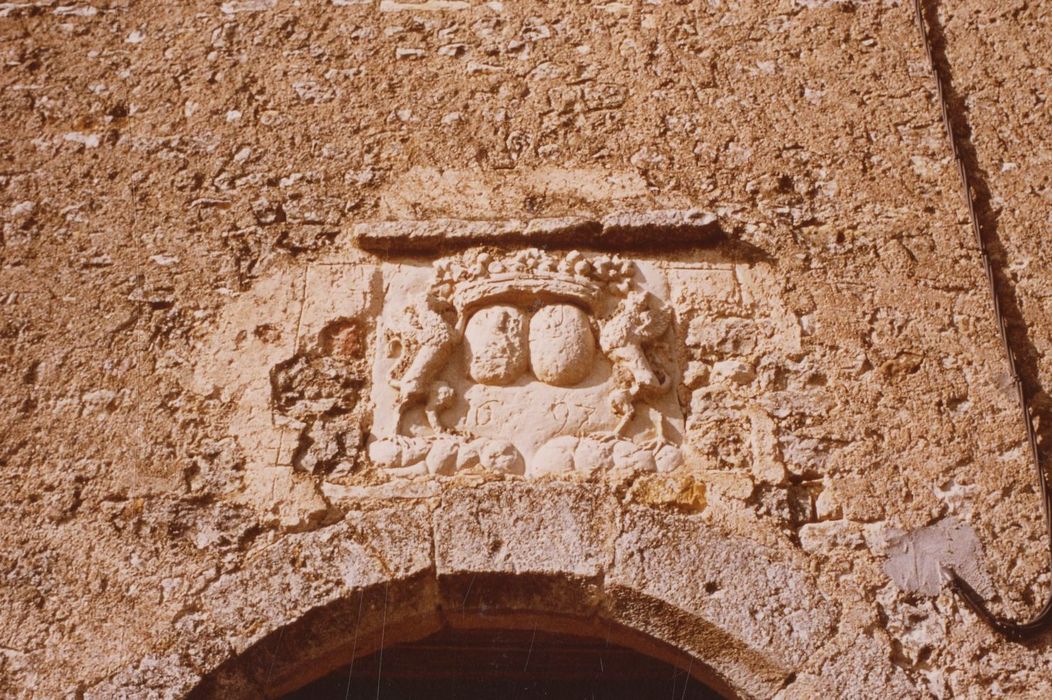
352 210 722 255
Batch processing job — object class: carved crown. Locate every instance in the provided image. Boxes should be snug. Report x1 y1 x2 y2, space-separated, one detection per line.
431 249 637 319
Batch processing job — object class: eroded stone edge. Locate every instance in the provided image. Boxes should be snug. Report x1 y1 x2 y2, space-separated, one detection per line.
351 210 721 254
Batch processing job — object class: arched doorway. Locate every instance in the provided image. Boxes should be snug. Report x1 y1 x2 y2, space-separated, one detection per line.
178 485 846 699
280 625 726 699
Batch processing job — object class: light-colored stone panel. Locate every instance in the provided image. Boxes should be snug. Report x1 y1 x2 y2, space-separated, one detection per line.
296 263 380 352
190 267 305 470
608 508 837 674
433 483 617 579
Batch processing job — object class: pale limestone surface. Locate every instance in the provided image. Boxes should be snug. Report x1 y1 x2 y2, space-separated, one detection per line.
528 303 594 386
463 304 529 384
361 245 686 481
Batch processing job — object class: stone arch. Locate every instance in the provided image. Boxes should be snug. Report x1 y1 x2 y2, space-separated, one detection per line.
156 482 843 700
192 582 750 699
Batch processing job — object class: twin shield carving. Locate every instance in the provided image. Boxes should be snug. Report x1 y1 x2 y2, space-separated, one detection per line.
369 248 684 479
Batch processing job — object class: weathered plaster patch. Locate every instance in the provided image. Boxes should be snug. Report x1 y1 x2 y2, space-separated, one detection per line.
884 517 992 598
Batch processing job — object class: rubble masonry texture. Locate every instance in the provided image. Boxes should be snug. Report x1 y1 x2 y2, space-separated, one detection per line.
1 1 1051 698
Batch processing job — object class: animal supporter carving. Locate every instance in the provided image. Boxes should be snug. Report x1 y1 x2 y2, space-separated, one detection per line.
368 248 684 478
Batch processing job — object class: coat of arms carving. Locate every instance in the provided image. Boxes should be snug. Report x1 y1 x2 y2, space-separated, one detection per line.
369 246 685 478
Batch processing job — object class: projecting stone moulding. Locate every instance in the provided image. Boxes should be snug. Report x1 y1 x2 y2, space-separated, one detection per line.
351 209 723 253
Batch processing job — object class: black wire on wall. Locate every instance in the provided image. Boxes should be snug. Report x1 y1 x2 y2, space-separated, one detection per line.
913 0 1052 641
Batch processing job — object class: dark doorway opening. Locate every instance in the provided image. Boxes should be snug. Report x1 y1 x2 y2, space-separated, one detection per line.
281 626 726 699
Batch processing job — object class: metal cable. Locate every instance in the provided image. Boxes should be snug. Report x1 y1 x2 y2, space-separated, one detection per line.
914 0 1052 641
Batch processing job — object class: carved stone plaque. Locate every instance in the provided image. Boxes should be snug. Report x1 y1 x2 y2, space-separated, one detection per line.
368 247 685 478
192 210 799 506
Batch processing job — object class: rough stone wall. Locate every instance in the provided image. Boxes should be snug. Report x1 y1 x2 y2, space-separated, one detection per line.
1 1 1050 698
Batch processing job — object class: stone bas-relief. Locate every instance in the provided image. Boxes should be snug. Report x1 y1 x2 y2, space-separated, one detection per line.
369 247 685 479
193 211 814 499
